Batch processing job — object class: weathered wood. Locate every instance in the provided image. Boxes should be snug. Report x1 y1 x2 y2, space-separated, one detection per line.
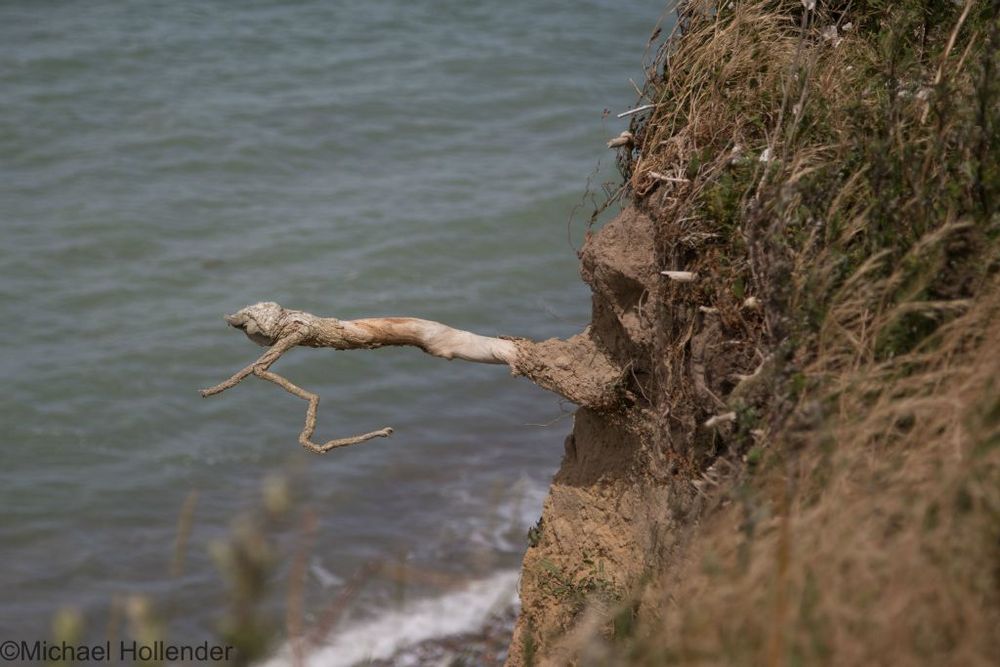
201 302 624 452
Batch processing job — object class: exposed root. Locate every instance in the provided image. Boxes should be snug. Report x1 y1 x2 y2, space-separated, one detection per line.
255 370 393 453
199 328 307 397
200 302 625 452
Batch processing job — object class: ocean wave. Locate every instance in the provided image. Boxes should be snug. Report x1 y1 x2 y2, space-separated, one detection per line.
260 570 519 667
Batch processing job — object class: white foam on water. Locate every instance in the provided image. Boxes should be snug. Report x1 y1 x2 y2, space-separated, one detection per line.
444 472 549 554
309 557 345 589
260 569 520 667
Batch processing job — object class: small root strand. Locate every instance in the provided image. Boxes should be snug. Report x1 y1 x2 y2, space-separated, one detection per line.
255 370 393 453
200 327 392 454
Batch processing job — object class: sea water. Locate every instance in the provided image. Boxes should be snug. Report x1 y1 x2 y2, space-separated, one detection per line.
0 0 669 661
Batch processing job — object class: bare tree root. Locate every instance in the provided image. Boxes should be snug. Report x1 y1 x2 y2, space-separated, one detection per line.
255 370 393 453
199 324 392 452
200 329 307 397
200 302 625 452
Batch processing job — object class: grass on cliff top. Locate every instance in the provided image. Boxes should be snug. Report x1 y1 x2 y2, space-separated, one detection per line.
583 1 999 665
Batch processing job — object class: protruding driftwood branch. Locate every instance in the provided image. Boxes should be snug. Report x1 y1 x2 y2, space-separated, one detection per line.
201 302 623 453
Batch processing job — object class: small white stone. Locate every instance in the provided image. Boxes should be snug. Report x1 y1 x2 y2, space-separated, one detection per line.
821 25 842 46
705 412 737 428
606 131 634 149
660 270 697 282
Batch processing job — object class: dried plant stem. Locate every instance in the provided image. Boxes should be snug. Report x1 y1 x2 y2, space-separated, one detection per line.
617 103 656 118
921 0 975 123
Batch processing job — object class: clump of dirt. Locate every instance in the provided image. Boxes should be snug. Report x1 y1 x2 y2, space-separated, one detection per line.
579 208 659 368
511 333 624 411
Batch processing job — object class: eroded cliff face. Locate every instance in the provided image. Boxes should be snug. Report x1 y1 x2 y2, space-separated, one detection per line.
507 1 1000 663
507 206 763 665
